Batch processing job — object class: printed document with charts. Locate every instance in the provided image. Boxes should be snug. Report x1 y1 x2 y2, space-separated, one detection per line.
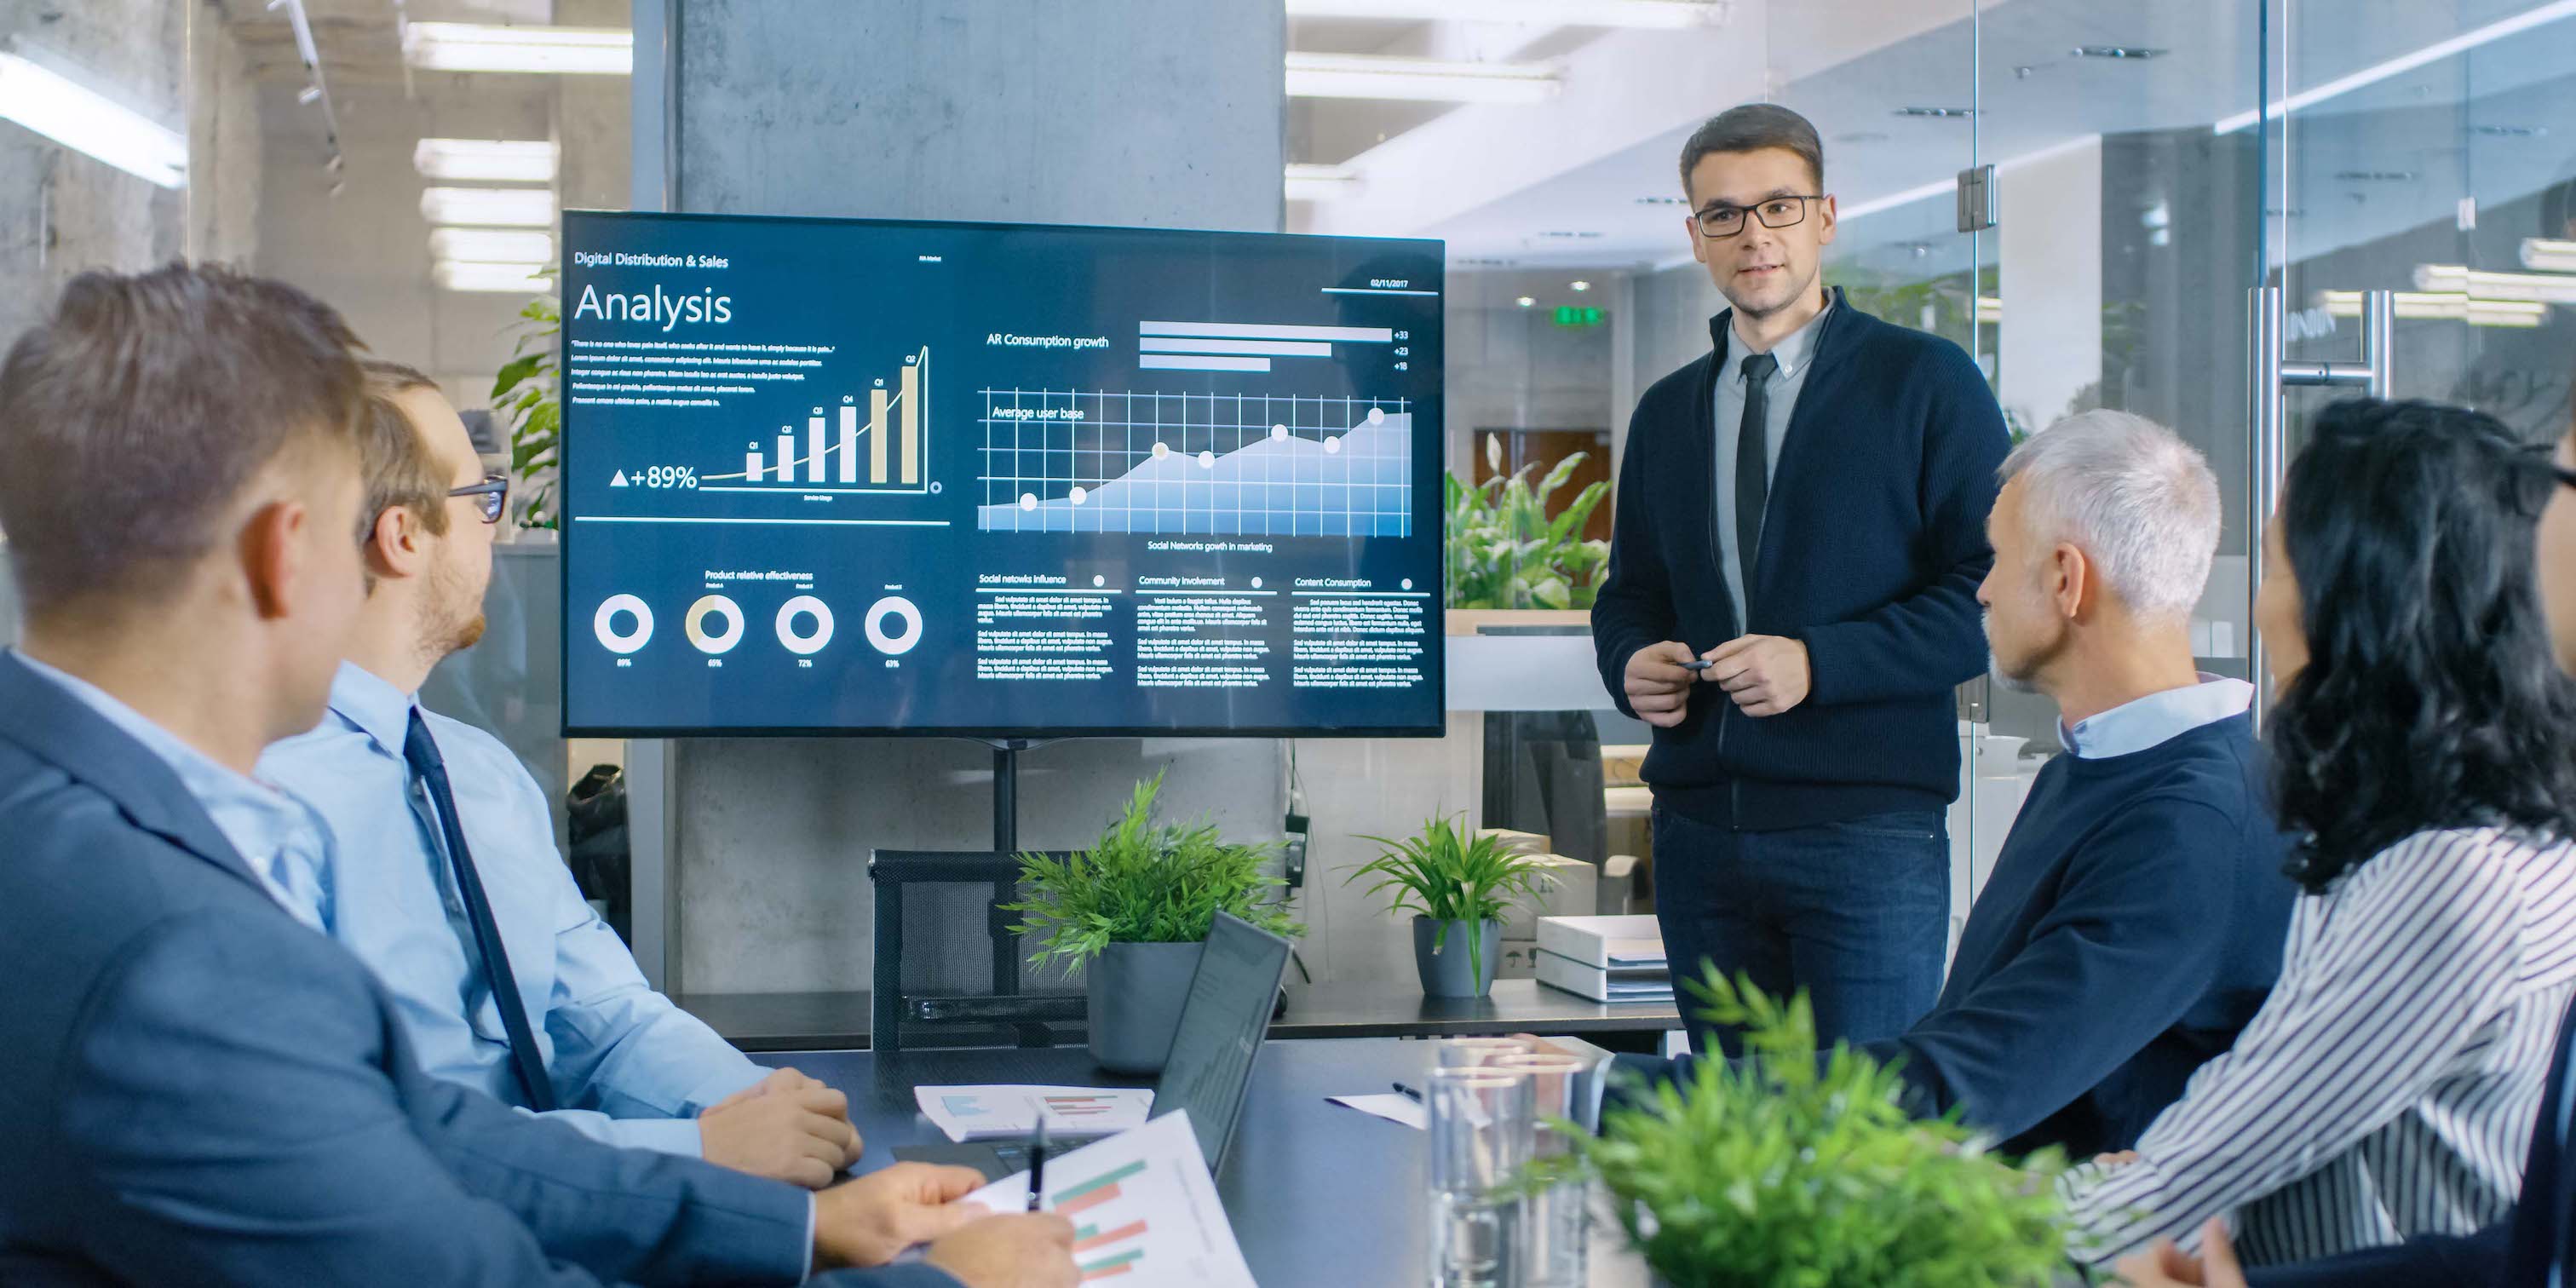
955 1112 1256 1287
913 1084 1156 1142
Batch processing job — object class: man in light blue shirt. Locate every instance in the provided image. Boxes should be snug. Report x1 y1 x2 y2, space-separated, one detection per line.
261 362 864 1186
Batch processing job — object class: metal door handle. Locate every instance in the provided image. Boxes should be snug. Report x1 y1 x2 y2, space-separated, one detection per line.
2246 287 2395 723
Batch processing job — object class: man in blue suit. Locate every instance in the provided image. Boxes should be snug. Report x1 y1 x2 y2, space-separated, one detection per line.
0 263 1074 1288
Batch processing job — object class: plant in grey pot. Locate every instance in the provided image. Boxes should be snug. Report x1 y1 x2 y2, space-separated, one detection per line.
1544 969 2070 1287
1003 772 1298 1074
1344 817 1556 998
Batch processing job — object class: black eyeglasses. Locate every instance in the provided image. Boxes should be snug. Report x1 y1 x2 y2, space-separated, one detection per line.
1693 194 1826 239
450 473 510 524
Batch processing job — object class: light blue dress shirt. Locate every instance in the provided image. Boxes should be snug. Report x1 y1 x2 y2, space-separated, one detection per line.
2058 673 2256 759
261 661 765 1156
1711 302 1831 628
10 650 331 932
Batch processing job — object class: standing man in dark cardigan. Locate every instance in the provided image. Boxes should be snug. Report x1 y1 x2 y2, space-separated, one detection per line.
1592 103 2010 1054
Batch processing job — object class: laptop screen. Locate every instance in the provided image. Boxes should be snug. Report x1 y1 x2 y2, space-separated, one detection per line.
1151 911 1293 1170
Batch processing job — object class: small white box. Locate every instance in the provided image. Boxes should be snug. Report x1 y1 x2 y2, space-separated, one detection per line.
1535 914 1666 969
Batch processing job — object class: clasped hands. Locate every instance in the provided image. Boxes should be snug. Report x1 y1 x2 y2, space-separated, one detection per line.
1623 635 1812 727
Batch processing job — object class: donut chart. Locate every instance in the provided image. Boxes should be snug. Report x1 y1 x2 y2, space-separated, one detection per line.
775 595 835 655
683 595 746 654
864 596 923 655
593 594 653 654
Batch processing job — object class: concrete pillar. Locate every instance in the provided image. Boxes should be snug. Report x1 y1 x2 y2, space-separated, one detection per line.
0 0 196 346
663 0 1289 994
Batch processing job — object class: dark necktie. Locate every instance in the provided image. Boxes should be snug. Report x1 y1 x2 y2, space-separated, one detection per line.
1736 350 1780 610
402 710 558 1112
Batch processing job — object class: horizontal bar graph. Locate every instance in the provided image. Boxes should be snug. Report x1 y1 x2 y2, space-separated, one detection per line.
1132 318 1402 376
1054 1159 1147 1216
1141 354 1272 372
1079 1249 1142 1281
1072 1219 1148 1254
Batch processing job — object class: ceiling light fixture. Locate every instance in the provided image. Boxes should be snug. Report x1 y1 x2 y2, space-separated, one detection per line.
1892 106 1976 118
420 186 556 227
414 138 558 182
401 22 632 75
1283 0 1724 27
2413 263 2576 303
1285 52 1559 104
1285 163 1360 202
430 228 555 263
0 45 186 187
2070 45 2165 60
2215 0 2576 134
1516 296 1537 308
1569 279 1591 291
435 261 555 294
2522 239 2576 273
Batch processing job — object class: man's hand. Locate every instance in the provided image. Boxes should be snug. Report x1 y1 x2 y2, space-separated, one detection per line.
699 1079 862 1188
2113 1220 2245 1288
1624 641 1701 728
1704 635 1811 716
708 1066 826 1115
924 1213 1080 1288
813 1162 995 1268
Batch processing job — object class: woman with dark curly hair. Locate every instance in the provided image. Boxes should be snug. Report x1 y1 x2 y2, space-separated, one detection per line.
2063 397 2576 1268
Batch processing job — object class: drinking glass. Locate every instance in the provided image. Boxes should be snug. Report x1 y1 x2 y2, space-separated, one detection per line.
1492 1052 1591 1288
1425 1065 1534 1288
1433 1036 1535 1068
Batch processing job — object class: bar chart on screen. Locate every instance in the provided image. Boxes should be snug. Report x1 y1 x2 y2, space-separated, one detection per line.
975 389 1412 537
958 1113 1256 1288
699 345 933 493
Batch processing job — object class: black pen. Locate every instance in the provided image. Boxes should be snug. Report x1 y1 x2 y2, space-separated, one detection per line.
1026 1118 1048 1212
1392 1081 1423 1103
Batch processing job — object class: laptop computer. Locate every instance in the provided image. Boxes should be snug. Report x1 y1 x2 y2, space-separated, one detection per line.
894 909 1294 1179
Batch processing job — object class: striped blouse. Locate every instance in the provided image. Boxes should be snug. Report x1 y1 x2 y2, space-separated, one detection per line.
2061 826 2576 1267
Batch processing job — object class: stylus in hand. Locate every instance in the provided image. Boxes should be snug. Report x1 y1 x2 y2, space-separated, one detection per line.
1026 1118 1048 1211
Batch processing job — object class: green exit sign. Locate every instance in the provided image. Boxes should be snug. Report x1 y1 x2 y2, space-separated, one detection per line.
1551 306 1605 327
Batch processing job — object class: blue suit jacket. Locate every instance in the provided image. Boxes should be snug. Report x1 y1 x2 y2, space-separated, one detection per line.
0 653 948 1287
2245 997 2576 1286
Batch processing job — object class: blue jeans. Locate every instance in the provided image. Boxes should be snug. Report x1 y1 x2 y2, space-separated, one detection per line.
1651 803 1949 1057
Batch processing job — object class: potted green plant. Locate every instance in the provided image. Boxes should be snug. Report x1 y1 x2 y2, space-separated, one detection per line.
1343 816 1558 998
1561 969 2070 1287
490 292 561 532
1444 434 1611 612
1004 771 1299 1074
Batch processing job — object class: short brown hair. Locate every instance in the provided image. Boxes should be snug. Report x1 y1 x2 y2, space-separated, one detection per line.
0 263 363 614
1678 103 1825 197
357 359 454 545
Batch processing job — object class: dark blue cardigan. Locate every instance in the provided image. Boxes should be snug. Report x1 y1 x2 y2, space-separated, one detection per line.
1590 289 2009 830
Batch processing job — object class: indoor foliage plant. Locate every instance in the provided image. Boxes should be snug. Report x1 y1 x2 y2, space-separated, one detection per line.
1562 969 2070 1288
1004 772 1298 1073
491 292 561 531
1343 815 1557 998
1444 434 1611 611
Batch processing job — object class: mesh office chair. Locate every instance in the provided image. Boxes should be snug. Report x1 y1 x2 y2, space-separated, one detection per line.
869 849 1087 1054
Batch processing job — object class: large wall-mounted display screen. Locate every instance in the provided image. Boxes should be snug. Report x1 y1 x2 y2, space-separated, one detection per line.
561 211 1444 737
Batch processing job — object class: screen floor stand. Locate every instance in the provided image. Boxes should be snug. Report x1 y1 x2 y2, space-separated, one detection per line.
980 738 1051 854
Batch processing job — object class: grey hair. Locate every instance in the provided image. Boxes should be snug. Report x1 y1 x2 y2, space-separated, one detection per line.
1998 410 2220 623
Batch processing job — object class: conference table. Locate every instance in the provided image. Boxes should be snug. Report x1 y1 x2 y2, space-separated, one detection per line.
762 1038 1656 1287
688 980 1681 1053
